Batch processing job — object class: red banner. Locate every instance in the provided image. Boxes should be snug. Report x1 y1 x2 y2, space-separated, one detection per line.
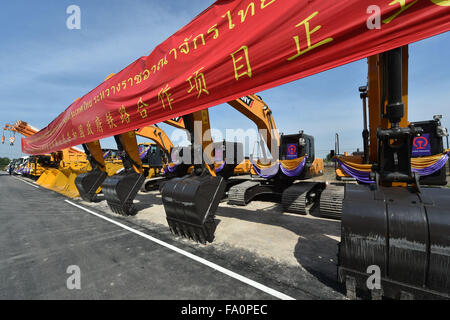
22 0 450 155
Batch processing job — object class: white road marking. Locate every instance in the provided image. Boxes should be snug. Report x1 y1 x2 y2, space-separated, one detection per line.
324 234 340 242
65 200 295 300
14 177 39 189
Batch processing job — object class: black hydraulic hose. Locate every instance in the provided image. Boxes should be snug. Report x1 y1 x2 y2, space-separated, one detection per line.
386 48 404 128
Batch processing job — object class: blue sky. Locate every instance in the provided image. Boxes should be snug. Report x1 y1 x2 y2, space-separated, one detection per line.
1 0 449 160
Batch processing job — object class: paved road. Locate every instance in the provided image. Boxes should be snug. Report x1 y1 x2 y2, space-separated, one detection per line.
0 172 345 300
0 172 290 300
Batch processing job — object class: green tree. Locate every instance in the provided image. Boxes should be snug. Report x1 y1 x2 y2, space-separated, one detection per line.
0 157 11 170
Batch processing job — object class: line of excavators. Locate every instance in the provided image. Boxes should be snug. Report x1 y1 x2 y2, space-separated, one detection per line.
6 44 450 299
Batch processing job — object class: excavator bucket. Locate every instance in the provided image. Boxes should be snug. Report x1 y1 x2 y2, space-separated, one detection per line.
339 184 450 299
103 171 145 215
74 141 108 202
54 166 83 198
161 172 227 243
36 169 52 186
75 168 107 202
102 132 145 215
36 168 69 190
40 165 89 198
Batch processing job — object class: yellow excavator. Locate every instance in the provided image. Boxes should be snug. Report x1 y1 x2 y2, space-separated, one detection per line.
105 108 243 216
160 95 325 243
3 120 92 197
225 94 325 215
337 46 450 299
160 108 234 243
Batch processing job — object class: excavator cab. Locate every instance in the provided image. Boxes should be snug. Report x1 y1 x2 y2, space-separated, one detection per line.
75 140 108 202
279 132 317 179
411 116 448 186
145 144 164 168
225 95 324 212
338 47 450 299
138 142 164 178
102 131 145 215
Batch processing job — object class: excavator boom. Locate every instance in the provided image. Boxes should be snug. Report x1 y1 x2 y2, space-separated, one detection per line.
227 95 279 152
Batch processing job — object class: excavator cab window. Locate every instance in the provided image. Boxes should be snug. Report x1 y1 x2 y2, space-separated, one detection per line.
304 134 315 162
147 145 163 168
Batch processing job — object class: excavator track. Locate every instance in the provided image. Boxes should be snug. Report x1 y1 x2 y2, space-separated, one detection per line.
227 181 261 206
282 182 325 215
226 180 280 206
319 184 345 219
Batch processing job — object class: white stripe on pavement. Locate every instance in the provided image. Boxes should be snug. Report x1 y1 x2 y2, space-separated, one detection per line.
65 199 295 300
14 177 39 188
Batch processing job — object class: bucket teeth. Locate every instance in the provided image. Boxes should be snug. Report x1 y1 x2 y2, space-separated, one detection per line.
166 218 214 244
